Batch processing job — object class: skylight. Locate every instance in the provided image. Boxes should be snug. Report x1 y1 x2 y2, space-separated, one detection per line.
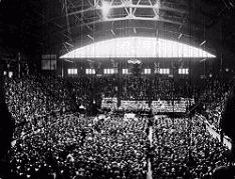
60 37 215 59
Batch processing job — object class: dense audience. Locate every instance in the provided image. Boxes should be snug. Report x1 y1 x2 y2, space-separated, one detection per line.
152 117 230 178
4 76 67 139
64 76 194 101
10 114 148 179
199 77 233 131
3 73 234 178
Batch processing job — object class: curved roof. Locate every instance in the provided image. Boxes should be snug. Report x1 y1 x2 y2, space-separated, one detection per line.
2 0 235 64
60 36 215 59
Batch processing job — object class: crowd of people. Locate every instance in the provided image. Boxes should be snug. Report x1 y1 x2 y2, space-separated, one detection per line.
10 114 148 179
8 113 232 179
61 75 195 101
3 73 234 178
199 77 233 131
151 117 230 178
4 76 68 139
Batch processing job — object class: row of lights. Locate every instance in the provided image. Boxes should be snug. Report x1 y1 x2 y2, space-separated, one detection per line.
68 68 189 75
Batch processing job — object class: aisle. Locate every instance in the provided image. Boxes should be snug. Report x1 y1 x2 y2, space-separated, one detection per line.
146 126 153 179
147 158 152 179
148 126 153 147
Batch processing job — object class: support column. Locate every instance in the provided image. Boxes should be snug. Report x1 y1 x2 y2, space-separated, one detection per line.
117 62 122 108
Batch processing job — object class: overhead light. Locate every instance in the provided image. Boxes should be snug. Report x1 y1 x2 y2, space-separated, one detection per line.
102 1 111 19
123 0 131 6
200 40 206 46
128 59 142 64
155 0 160 8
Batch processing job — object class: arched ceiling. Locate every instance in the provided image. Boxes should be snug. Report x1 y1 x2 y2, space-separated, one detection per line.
60 0 195 44
55 0 235 59
1 0 235 63
60 36 216 59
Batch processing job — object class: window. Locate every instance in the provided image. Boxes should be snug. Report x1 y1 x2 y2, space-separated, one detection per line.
3 71 7 76
41 60 57 70
86 69 96 74
159 68 170 75
143 69 151 74
61 37 215 59
68 69 77 75
104 68 118 74
122 69 129 74
178 68 189 75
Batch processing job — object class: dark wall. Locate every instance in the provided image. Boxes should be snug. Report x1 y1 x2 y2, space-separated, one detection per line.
0 59 14 160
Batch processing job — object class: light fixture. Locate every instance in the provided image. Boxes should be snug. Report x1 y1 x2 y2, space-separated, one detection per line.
102 1 111 19
155 0 160 8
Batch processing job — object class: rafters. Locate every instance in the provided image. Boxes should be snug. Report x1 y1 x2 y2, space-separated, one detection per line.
64 0 186 29
55 0 210 53
79 16 182 26
68 2 187 16
67 0 187 24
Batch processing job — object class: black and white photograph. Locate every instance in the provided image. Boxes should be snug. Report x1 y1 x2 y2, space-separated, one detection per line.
0 0 235 178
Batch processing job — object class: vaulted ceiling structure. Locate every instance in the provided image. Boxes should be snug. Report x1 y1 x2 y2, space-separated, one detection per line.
1 0 235 63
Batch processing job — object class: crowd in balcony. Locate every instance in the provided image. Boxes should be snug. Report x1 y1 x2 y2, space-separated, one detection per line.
198 77 233 131
151 117 230 178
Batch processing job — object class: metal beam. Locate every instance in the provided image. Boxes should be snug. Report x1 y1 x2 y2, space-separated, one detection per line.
64 0 72 41
200 40 206 46
111 29 116 36
68 4 187 17
87 34 95 41
67 0 93 31
76 16 183 27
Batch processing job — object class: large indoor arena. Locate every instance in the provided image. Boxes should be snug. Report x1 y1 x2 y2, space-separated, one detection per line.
1 0 235 178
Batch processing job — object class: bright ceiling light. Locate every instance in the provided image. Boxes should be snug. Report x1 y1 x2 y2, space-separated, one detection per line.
101 1 111 19
155 0 160 8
